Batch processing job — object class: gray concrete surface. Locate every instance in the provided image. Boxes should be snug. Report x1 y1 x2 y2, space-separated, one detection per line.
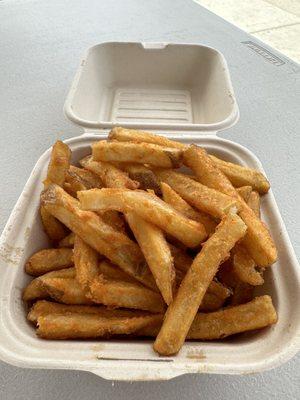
0 0 299 398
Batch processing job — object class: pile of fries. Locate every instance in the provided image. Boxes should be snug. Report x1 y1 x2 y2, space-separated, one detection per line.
23 127 278 355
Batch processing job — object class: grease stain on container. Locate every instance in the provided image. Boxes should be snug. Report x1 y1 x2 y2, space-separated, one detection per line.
0 242 24 266
186 349 206 360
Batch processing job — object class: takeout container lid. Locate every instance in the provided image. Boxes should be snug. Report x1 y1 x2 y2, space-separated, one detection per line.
0 42 299 381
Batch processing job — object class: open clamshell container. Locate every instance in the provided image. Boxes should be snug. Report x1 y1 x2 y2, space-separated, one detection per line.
0 42 299 381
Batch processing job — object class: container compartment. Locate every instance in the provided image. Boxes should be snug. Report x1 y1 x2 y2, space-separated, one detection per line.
64 42 239 131
0 134 299 381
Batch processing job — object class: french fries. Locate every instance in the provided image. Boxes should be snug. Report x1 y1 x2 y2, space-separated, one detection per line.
93 140 183 168
247 191 261 218
37 313 162 340
25 248 73 276
90 276 166 313
126 211 175 305
161 182 217 235
41 184 156 290
155 169 238 218
78 188 207 248
154 213 247 355
73 235 99 293
80 155 139 190
120 163 161 194
23 268 75 301
23 129 278 354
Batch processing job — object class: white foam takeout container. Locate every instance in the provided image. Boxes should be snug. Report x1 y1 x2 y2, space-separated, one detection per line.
0 42 299 381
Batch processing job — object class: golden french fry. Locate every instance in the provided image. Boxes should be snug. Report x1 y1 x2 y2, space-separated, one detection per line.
39 277 92 304
40 206 68 243
236 186 252 202
97 260 138 284
109 127 185 150
80 155 139 189
92 141 182 168
183 145 277 266
121 163 161 194
154 213 247 355
247 191 261 218
198 292 226 312
126 211 175 305
209 155 270 194
25 248 73 276
168 243 193 273
28 299 149 324
161 182 217 235
36 313 162 340
99 210 126 232
67 165 103 190
23 268 75 302
232 244 264 286
230 283 255 306
155 169 238 218
58 232 75 248
90 276 166 313
78 188 207 248
41 185 156 290
74 235 99 292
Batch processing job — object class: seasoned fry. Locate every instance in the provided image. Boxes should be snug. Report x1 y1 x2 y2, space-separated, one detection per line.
23 268 75 301
109 127 186 150
37 313 162 340
40 206 68 243
92 141 182 168
209 155 270 194
65 165 103 196
232 244 264 286
41 184 156 290
58 232 75 248
80 155 139 190
161 182 217 235
97 260 138 284
236 186 252 202
90 276 166 313
25 248 73 276
155 169 238 218
74 235 99 292
154 213 247 355
126 211 175 305
183 145 277 266
78 188 207 248
28 300 149 324
121 163 161 194
39 277 92 304
247 191 261 218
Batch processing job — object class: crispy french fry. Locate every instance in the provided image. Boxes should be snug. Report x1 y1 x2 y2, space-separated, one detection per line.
41 141 72 242
209 155 270 194
90 276 166 313
23 268 75 301
154 213 247 355
97 260 138 284
28 299 149 324
58 232 75 248
155 169 238 218
198 292 226 312
80 155 139 190
99 210 126 232
161 182 217 235
230 283 255 305
92 141 182 168
25 248 73 276
36 313 162 340
247 191 261 218
136 296 277 339
74 235 99 292
183 145 277 266
109 127 186 150
78 188 207 248
41 185 156 290
168 243 193 273
39 277 92 304
236 186 252 202
40 206 68 243
65 165 103 193
126 211 175 305
120 163 161 194
232 244 264 286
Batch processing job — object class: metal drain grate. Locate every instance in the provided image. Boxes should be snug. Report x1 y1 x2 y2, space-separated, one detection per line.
111 88 193 124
